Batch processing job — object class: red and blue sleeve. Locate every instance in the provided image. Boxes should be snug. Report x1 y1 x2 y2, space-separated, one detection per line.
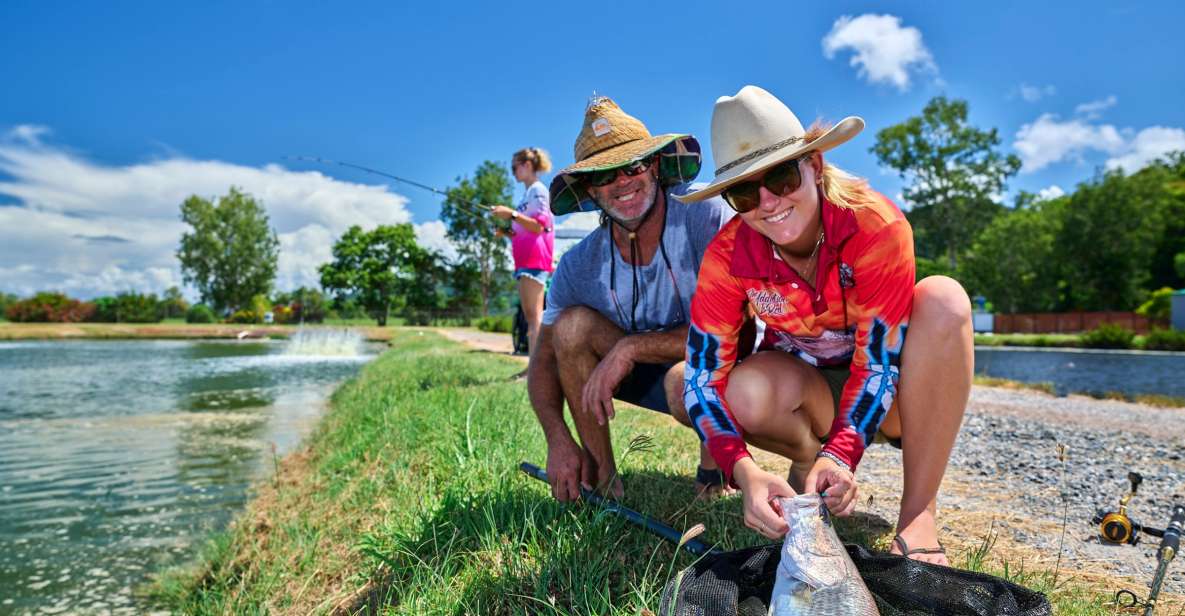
819 217 915 472
683 238 751 487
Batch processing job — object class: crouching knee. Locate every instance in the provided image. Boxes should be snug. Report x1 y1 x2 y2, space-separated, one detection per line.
915 276 972 336
552 306 601 357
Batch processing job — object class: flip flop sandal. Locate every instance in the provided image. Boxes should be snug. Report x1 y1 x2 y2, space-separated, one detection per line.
893 534 946 558
695 466 725 489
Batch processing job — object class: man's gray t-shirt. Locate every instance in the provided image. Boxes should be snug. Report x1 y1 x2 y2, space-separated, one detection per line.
542 183 730 333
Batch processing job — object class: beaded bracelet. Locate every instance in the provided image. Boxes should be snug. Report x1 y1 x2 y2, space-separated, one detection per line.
816 450 851 473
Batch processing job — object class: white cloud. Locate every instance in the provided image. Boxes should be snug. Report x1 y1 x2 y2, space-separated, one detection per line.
1104 126 1185 172
1013 106 1185 174
1012 113 1125 172
554 212 600 232
1017 83 1056 102
822 14 937 91
1074 95 1117 119
1037 185 1065 201
0 125 416 299
413 220 459 262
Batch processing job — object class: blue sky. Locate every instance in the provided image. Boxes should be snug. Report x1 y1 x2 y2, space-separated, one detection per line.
3 1 1183 298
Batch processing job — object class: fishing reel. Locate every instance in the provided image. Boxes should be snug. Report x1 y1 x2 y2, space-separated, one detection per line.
1092 472 1164 545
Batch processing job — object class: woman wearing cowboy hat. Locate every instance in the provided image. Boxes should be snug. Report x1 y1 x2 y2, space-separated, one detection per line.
679 86 972 565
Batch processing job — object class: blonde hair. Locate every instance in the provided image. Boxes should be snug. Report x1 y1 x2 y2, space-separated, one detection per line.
803 121 878 210
513 147 552 173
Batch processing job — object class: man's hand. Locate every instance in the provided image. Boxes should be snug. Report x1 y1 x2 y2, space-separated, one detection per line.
733 457 795 539
805 455 858 517
581 341 635 426
546 435 593 502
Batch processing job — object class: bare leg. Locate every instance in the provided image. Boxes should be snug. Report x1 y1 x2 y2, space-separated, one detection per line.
518 277 546 354
667 363 734 498
552 306 626 497
882 276 972 566
723 352 835 493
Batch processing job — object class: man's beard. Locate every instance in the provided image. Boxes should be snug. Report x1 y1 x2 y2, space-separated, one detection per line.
596 180 659 228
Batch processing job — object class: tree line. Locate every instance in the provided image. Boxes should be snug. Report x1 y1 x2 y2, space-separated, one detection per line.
873 97 1184 320
3 163 518 326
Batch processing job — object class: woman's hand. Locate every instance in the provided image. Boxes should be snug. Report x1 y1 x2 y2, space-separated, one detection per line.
490 205 516 220
805 455 858 517
733 458 795 539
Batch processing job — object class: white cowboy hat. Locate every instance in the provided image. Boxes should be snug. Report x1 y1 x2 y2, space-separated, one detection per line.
677 85 864 203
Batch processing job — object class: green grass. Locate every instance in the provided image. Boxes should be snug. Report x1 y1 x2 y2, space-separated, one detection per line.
975 333 1083 348
150 331 1132 614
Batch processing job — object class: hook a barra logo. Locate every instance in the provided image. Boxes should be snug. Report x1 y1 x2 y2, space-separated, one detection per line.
592 118 612 137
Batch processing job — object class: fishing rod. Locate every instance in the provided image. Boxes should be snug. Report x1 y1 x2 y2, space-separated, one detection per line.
284 155 496 222
519 461 721 557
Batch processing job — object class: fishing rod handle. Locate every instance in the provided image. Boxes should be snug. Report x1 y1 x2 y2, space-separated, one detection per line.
1161 504 1184 559
518 462 718 557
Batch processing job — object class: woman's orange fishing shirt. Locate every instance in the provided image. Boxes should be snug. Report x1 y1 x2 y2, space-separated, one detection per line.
683 191 915 486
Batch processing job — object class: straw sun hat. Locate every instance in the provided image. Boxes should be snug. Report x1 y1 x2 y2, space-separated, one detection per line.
677 85 864 204
549 96 702 216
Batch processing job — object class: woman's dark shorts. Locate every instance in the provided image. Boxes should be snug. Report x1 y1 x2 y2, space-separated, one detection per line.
818 363 902 449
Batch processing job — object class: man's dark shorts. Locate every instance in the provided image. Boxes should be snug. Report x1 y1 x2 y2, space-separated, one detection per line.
614 362 674 414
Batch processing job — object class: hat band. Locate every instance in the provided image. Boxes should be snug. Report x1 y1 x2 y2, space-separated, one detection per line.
714 135 804 176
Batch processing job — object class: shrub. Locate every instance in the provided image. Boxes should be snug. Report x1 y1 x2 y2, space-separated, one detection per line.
226 309 261 324
1080 323 1135 349
0 292 18 321
1143 328 1185 351
4 292 95 322
1135 287 1174 324
475 314 513 333
186 304 217 324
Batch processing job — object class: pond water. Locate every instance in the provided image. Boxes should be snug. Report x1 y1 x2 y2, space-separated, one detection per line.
0 335 377 614
975 346 1185 398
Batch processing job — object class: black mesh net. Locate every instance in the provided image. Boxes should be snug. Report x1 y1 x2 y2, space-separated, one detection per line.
659 543 1050 616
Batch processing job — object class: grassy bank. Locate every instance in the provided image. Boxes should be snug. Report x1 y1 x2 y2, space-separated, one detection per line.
0 321 395 341
151 331 1126 614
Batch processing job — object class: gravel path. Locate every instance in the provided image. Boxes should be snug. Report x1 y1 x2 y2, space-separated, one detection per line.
854 386 1185 601
432 328 1185 601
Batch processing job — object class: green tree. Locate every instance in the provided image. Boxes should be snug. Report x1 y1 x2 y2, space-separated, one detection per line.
1052 168 1164 311
159 286 189 319
318 224 435 326
959 196 1063 313
872 96 1021 269
176 187 279 314
1140 153 1185 291
0 292 17 321
442 161 514 315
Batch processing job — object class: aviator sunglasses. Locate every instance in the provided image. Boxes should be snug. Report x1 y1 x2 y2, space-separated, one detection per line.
721 153 813 213
583 156 655 187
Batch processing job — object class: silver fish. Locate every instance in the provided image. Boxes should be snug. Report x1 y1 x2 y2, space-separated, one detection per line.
768 494 879 616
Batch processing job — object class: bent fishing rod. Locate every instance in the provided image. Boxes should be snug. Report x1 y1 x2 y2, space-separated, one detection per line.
284 155 494 221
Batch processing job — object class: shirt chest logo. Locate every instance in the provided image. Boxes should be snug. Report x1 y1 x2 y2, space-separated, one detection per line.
746 288 787 317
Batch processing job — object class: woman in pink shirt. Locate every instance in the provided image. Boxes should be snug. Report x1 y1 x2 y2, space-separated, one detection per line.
492 147 555 353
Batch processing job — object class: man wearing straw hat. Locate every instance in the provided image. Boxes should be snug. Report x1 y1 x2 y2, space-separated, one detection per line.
526 96 732 502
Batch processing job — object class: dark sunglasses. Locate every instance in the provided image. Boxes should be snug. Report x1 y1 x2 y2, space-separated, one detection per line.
583 157 655 187
722 154 812 213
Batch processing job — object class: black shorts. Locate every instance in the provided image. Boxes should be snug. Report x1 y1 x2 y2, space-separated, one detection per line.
614 362 674 414
817 363 902 449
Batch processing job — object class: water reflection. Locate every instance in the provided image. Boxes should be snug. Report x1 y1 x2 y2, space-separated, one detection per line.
0 339 375 614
